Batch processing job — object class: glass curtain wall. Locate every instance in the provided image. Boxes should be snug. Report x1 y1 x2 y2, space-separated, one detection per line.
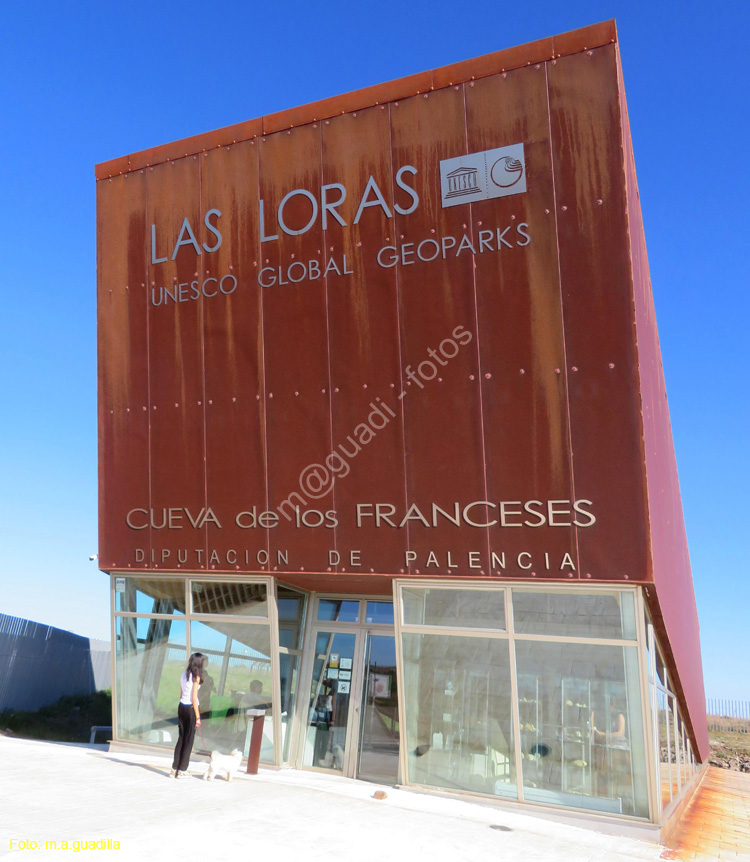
277 585 307 762
396 584 650 819
399 588 516 798
645 613 699 812
113 576 277 763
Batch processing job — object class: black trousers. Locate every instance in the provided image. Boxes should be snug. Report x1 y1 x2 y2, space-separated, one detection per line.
172 703 197 771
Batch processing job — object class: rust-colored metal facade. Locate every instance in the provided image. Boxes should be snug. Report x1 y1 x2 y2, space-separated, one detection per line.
97 21 707 757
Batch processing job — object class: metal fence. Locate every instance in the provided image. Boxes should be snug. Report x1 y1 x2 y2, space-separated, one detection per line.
0 614 110 712
707 699 750 733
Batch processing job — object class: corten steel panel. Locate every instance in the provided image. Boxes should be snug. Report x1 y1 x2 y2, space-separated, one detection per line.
548 45 649 582
466 66 578 580
146 157 209 571
262 72 434 136
201 140 270 573
127 118 264 175
257 123 335 575
617 71 707 757
390 87 489 577
321 105 409 579
94 24 618 179
97 171 151 570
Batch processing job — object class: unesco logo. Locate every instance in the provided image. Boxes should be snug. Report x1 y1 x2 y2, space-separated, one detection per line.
490 155 524 188
440 143 526 207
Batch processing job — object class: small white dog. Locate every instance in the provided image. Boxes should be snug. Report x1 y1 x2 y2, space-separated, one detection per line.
204 748 242 782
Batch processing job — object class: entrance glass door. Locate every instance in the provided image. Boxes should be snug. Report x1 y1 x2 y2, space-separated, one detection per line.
356 634 399 784
301 630 357 772
298 599 400 783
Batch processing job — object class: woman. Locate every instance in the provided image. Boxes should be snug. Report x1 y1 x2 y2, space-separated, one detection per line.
170 652 206 779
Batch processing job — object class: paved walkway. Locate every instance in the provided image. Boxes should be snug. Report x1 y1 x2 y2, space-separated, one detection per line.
664 767 750 860
0 735 671 861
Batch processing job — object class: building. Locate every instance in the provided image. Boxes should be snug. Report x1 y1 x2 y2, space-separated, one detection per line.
96 20 706 837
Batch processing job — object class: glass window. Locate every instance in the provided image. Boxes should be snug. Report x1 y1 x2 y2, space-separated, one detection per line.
115 578 186 614
668 697 680 798
400 632 516 799
655 648 667 688
514 640 648 817
317 599 359 623
512 590 636 640
190 581 267 617
189 620 273 762
365 601 394 625
279 651 301 763
657 690 672 809
115 617 187 746
402 588 505 630
277 585 307 651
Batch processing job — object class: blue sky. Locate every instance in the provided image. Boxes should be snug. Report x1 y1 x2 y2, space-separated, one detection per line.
1 1 747 700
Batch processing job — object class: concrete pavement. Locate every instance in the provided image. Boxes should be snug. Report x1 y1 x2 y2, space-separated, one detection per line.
0 735 665 861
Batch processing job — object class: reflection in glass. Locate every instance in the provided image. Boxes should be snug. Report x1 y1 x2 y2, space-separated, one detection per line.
401 633 516 798
189 620 274 763
669 697 680 798
279 652 300 762
402 589 505 630
357 635 399 783
277 585 307 762
278 585 306 650
365 602 394 625
658 690 672 809
115 578 186 614
191 581 267 617
115 617 187 746
515 641 648 817
302 632 356 771
512 590 636 639
317 600 359 623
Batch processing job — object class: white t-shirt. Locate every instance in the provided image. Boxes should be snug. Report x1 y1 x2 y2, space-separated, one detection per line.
179 671 200 705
